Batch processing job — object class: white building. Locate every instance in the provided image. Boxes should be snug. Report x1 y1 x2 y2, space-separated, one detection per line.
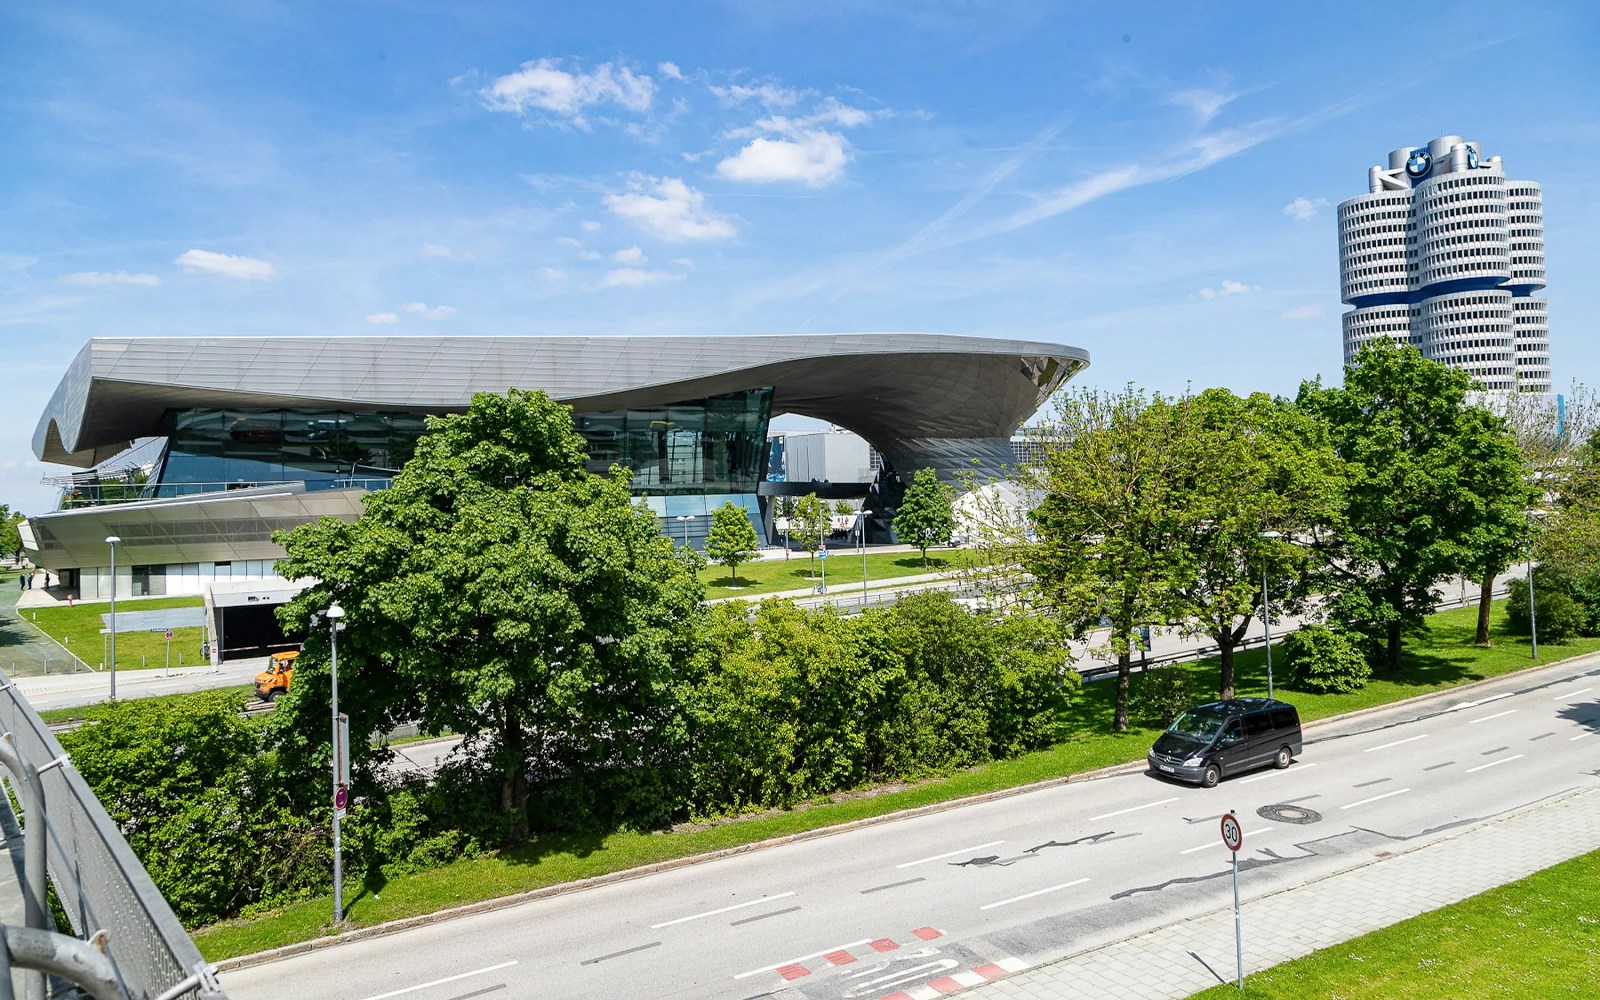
1338 135 1551 392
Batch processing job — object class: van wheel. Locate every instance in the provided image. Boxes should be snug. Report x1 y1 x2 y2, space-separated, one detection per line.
265 690 280 703
1201 764 1221 788
1274 746 1292 769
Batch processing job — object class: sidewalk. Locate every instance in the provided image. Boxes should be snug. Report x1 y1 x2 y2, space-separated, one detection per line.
957 783 1600 1000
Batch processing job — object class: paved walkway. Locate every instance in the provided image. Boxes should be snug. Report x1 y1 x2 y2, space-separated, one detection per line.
958 783 1600 999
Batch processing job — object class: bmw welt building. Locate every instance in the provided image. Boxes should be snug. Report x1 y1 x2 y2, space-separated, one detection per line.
25 334 1087 610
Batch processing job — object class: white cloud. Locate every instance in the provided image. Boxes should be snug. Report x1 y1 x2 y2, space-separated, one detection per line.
657 61 685 81
603 175 737 242
538 267 566 283
402 301 456 320
421 243 453 258
611 246 646 264
709 81 803 107
557 236 583 248
480 58 655 127
580 220 602 233
578 250 602 261
1283 197 1329 221
1198 279 1261 299
1281 304 1324 320
59 270 160 287
671 257 694 267
717 117 852 186
1166 88 1237 125
602 267 684 288
366 311 399 324
174 249 278 280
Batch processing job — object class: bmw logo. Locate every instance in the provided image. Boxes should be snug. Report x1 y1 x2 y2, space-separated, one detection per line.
1466 146 1479 169
1405 148 1433 179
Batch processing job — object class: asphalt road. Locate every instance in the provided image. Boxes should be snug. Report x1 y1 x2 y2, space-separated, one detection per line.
223 653 1600 1000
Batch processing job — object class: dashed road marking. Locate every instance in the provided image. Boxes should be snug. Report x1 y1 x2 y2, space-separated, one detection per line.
1180 828 1266 855
1554 687 1593 700
897 841 1004 869
1240 762 1315 784
1364 734 1427 753
651 892 796 928
1468 709 1516 725
733 939 874 980
1340 787 1411 810
1465 754 1525 774
358 961 518 1000
978 878 1090 911
1089 797 1178 821
1572 731 1596 741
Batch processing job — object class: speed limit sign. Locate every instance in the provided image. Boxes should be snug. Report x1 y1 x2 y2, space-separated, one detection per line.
1220 812 1243 852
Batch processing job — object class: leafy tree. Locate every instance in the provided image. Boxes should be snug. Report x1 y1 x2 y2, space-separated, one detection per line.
1162 390 1340 699
1282 624 1371 694
704 501 760 584
773 495 798 560
1026 385 1193 732
274 389 701 843
894 467 955 568
1297 341 1533 672
0 505 23 562
790 493 831 575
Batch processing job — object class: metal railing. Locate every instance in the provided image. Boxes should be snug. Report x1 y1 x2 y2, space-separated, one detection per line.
0 669 226 1000
54 478 392 509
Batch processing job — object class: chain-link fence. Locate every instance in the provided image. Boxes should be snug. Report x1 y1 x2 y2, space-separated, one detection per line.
0 668 226 999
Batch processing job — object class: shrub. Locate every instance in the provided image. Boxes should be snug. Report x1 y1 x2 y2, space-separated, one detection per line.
1129 667 1194 727
1283 624 1371 694
1506 568 1591 643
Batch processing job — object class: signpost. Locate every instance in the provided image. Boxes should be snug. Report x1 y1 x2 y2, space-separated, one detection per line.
164 628 173 673
817 545 828 593
1221 811 1244 989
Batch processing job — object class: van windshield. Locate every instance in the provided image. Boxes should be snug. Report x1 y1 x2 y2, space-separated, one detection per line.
1167 707 1230 742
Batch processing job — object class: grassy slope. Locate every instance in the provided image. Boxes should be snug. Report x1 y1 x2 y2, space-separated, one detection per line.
699 549 958 599
23 595 205 671
1191 847 1600 999
192 601 1593 960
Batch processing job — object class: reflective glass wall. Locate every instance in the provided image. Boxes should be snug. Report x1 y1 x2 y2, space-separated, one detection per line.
573 388 773 495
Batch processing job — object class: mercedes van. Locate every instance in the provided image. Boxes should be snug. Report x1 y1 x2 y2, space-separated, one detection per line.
1147 698 1303 787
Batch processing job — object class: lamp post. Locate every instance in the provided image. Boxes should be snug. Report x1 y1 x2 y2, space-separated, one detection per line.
858 508 873 607
105 535 121 700
326 603 345 924
1259 531 1282 700
1526 509 1549 663
674 514 696 548
819 518 828 593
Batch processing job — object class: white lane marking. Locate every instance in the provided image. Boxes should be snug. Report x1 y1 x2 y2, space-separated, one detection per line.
733 939 874 979
1448 692 1513 712
1088 797 1179 821
1340 788 1412 810
1467 709 1517 725
1554 687 1593 700
1570 731 1594 741
1179 828 1268 855
651 892 797 928
896 840 1006 869
359 961 518 1000
1239 762 1316 784
979 877 1090 911
1364 734 1428 753
1465 754 1525 774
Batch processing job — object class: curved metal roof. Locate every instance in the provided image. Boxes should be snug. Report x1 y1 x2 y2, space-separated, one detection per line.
34 334 1090 470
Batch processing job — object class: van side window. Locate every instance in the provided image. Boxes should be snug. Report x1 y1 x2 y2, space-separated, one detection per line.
1245 713 1274 739
1221 720 1244 743
1270 707 1297 730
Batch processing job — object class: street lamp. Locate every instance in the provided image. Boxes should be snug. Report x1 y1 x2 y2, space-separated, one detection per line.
674 514 696 548
326 603 346 924
1259 531 1282 700
1526 509 1549 662
858 508 874 607
818 517 828 593
105 535 121 700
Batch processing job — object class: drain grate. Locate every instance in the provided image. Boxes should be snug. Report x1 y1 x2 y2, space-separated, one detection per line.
1258 802 1323 825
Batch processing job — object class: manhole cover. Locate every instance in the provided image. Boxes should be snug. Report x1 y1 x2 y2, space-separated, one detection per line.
1257 803 1322 825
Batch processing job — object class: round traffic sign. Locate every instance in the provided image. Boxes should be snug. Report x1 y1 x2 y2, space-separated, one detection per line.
1220 812 1243 852
165 629 173 640
334 786 349 811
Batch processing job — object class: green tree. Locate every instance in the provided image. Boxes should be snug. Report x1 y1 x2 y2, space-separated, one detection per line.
0 505 24 562
1026 386 1192 732
704 501 760 584
790 493 831 576
274 389 702 843
773 495 798 560
1297 341 1533 671
1163 390 1340 699
894 467 955 568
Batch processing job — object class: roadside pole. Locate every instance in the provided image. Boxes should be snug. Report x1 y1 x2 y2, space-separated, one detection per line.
1221 810 1244 989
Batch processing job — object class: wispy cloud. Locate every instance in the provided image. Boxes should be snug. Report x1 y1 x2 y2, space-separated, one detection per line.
403 301 456 319
603 175 737 242
59 270 160 287
1199 279 1260 298
420 243 453 258
1166 88 1238 125
1281 304 1324 320
709 80 804 108
174 249 277 280
1283 196 1329 221
601 267 683 288
366 311 398 324
538 267 566 283
480 58 655 128
611 246 646 264
657 61 685 82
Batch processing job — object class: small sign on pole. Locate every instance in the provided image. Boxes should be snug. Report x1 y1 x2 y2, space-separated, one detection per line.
1221 810 1244 989
334 784 348 819
336 713 351 788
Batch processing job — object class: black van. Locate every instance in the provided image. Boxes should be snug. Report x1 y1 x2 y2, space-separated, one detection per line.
1147 698 1303 787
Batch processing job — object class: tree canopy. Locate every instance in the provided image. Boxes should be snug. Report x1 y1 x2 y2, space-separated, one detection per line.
894 467 955 568
703 501 760 584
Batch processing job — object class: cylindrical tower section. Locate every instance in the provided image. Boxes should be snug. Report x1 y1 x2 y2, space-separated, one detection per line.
1341 304 1416 365
1338 191 1413 304
1416 289 1515 391
1414 171 1509 289
1513 296 1552 392
1505 181 1546 292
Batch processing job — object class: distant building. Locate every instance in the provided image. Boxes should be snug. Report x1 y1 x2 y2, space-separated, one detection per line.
1338 135 1550 391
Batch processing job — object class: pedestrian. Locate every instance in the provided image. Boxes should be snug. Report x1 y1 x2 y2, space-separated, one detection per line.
16 574 22 592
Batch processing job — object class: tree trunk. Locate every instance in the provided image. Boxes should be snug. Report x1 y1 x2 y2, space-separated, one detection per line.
921 546 928 569
1216 634 1236 701
1386 621 1403 673
1114 651 1131 733
1474 569 1496 647
498 697 529 845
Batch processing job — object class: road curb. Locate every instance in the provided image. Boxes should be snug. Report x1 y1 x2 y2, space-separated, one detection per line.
213 646 1600 973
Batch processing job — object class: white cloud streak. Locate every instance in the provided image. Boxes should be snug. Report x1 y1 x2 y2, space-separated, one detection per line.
403 301 456 319
611 246 646 264
602 268 683 287
1283 197 1329 221
1281 304 1324 320
59 270 160 287
1199 279 1260 298
603 175 736 242
366 312 398 324
481 58 655 127
173 249 277 280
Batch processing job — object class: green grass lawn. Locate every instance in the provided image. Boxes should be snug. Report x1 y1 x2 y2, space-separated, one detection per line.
191 598 1594 961
699 548 961 599
22 595 206 672
1191 846 1600 999
35 685 257 726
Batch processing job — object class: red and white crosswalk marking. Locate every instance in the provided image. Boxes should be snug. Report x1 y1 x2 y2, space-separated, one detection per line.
878 956 1030 999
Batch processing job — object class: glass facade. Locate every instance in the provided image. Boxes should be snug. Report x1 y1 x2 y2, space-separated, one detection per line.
153 388 774 499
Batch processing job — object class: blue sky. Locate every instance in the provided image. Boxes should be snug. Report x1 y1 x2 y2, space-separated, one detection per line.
4 1 1599 515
